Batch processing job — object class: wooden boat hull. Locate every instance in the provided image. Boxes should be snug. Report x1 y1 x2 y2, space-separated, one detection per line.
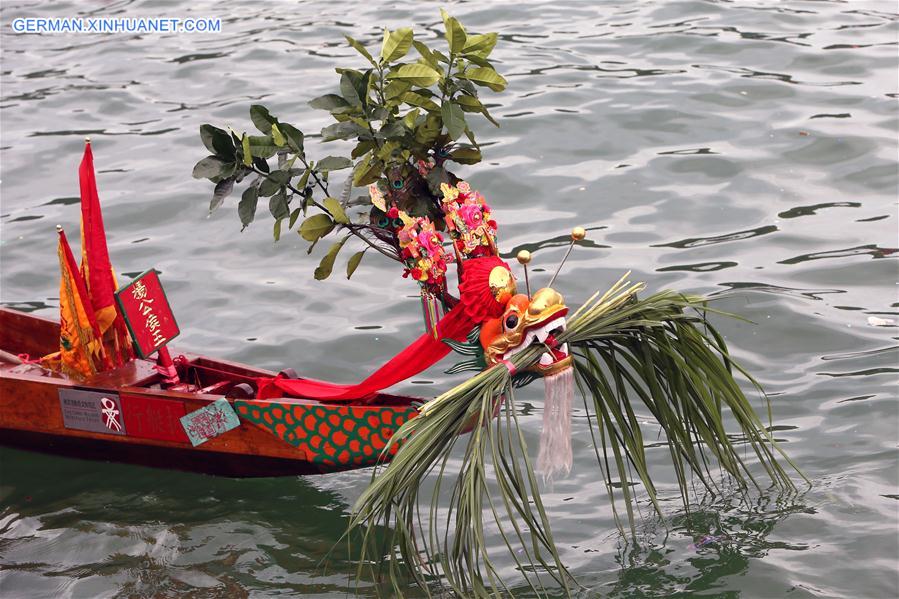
0 308 420 477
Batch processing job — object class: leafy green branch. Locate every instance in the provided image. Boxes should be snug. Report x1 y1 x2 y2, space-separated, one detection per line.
193 10 506 281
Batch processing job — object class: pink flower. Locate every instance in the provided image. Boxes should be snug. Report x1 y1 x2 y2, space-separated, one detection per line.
419 230 443 257
458 204 484 229
387 206 399 218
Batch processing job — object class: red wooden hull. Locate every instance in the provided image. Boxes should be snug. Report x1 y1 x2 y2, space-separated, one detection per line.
0 307 421 477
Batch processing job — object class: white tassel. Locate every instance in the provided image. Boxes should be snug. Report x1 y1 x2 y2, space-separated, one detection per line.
536 367 574 482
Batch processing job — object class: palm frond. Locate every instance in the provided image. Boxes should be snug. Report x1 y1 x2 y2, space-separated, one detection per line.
348 273 802 597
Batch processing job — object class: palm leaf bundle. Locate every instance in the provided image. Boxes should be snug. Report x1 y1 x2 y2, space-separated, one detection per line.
348 274 802 597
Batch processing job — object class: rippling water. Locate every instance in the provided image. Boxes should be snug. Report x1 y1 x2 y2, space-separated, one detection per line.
1 1 897 597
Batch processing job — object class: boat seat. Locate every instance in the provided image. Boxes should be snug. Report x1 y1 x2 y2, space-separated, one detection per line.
227 383 255 399
278 368 299 379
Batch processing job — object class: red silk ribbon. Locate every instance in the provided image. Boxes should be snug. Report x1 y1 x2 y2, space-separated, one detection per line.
255 303 476 402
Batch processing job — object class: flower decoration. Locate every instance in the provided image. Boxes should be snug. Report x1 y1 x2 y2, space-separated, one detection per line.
416 158 435 178
439 181 498 258
396 212 449 291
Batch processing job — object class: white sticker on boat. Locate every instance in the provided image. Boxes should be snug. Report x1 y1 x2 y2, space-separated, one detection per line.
59 389 126 436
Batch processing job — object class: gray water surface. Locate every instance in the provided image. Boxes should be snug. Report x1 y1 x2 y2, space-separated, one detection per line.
1 1 897 597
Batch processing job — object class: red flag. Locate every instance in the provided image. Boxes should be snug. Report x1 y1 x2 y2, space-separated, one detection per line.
79 140 134 364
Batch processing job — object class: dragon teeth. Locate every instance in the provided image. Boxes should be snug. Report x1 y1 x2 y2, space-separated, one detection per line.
560 343 569 355
539 352 554 366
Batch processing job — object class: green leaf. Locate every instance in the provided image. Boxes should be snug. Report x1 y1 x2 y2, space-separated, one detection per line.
463 32 497 57
441 9 467 54
322 121 369 142
192 156 226 179
340 71 363 107
288 206 302 229
345 34 376 66
444 358 484 374
380 27 414 63
384 79 412 100
402 91 440 111
267 170 291 185
299 213 335 242
254 156 270 173
432 48 450 64
387 63 441 87
314 236 349 280
323 197 349 224
352 154 383 186
414 112 441 145
316 156 353 172
271 123 286 147
441 102 466 141
258 176 280 197
273 218 282 241
278 123 305 154
454 94 482 112
339 70 372 108
442 338 482 356
463 53 493 68
241 134 252 166
246 135 278 159
377 121 406 141
448 146 482 164
403 108 421 130
209 177 234 213
456 94 499 126
200 124 234 159
413 40 438 67
297 168 311 190
309 94 351 112
351 140 376 159
250 105 277 133
238 185 259 229
346 249 366 279
455 78 477 96
460 66 507 92
268 190 289 220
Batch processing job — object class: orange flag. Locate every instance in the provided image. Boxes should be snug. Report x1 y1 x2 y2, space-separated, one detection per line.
49 228 105 379
79 140 133 365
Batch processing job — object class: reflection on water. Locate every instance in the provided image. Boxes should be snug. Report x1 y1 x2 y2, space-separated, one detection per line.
599 493 814 599
1 0 897 597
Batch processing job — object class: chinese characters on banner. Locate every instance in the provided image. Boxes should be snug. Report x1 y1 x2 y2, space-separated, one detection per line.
115 269 180 358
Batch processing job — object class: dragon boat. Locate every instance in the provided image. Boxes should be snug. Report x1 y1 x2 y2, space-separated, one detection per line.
0 260 574 478
0 307 421 477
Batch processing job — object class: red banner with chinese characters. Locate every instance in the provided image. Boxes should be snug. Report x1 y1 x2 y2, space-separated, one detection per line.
115 269 180 358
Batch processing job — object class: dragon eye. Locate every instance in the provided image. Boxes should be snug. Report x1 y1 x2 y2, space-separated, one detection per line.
504 313 519 330
392 179 403 189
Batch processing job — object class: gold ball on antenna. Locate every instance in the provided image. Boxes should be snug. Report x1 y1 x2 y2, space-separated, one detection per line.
571 226 586 241
516 249 532 265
